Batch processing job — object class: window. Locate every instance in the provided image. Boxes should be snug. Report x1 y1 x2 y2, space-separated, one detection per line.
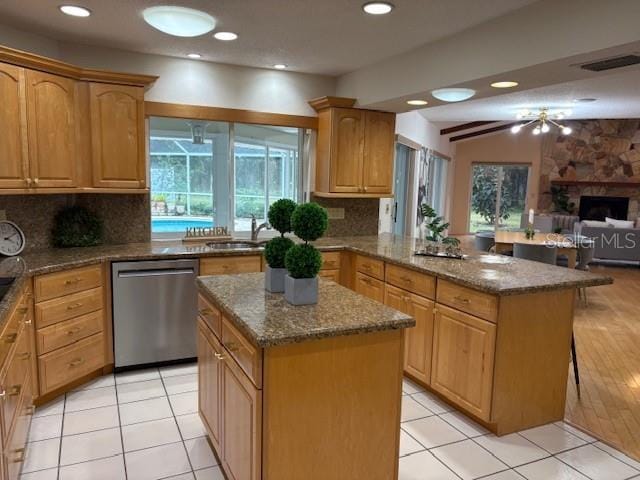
149 117 303 237
416 149 450 230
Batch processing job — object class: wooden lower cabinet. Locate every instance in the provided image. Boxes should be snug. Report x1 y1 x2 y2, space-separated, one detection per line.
354 272 384 303
200 256 262 276
197 320 222 454
318 269 340 282
431 304 496 421
384 284 434 386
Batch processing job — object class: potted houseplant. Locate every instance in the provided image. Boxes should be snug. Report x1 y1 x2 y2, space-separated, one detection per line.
263 199 297 292
284 202 328 305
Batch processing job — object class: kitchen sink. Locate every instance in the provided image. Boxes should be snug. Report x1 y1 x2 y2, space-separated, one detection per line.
206 241 265 250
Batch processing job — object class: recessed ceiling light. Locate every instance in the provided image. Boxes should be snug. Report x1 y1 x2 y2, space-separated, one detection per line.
59 5 91 17
142 6 215 37
491 81 519 88
187 53 202 59
214 31 238 41
273 64 288 70
431 88 476 102
407 100 428 106
362 2 394 15
573 98 597 103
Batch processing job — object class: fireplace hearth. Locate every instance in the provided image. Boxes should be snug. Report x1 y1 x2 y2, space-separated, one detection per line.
579 195 629 221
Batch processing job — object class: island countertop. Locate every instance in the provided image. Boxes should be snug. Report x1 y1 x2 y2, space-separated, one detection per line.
196 272 415 347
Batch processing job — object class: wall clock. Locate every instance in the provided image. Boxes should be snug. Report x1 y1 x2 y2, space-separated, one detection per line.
0 221 26 256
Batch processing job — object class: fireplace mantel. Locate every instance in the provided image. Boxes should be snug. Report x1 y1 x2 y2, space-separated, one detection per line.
551 180 640 188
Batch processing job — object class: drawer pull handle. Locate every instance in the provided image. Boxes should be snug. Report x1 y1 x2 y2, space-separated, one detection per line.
324 261 336 268
68 358 85 368
10 448 25 463
0 389 5 399
24 318 32 325
453 295 470 304
399 276 412 284
199 308 213 316
3 333 17 344
8 385 21 397
17 307 28 314
25 405 35 415
402 296 411 303
67 303 83 310
16 352 30 360
361 264 371 270
225 341 240 352
361 277 372 286
66 327 82 336
214 352 226 361
64 277 82 285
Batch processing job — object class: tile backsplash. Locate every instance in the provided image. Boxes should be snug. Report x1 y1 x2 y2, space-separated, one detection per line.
0 194 151 252
312 195 379 237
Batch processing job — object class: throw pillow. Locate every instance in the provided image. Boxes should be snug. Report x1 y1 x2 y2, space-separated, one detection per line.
582 220 609 228
605 217 635 229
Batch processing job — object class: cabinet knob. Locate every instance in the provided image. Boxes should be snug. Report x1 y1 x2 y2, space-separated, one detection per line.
33 178 39 185
26 178 32 186
214 352 226 361
363 186 368 192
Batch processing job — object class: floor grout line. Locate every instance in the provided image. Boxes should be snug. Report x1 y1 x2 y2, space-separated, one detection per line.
113 372 128 480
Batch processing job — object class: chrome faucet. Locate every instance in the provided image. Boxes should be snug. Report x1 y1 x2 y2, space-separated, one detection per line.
250 215 271 241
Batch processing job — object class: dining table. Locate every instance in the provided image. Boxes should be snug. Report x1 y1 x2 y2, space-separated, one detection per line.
493 231 578 268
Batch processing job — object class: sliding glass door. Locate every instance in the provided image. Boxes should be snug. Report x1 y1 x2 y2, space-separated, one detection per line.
469 164 529 233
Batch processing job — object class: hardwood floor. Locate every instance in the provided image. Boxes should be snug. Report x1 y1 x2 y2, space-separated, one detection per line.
567 264 640 461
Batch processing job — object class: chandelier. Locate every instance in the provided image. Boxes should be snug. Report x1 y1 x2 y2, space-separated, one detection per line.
510 108 572 135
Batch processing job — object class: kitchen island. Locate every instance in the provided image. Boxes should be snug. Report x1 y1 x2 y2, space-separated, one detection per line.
196 272 414 480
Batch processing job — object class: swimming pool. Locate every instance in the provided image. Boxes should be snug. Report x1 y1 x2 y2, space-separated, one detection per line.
151 218 214 233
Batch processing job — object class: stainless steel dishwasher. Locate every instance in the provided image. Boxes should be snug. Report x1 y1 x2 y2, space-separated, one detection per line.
112 259 199 368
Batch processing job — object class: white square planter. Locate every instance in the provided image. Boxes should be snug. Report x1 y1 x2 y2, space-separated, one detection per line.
265 265 286 293
284 274 318 305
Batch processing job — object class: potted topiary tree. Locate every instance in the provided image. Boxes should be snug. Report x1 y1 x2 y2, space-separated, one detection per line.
263 199 297 292
284 202 328 305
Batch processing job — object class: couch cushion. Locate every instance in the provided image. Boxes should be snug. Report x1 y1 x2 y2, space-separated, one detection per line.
583 220 609 228
605 217 635 228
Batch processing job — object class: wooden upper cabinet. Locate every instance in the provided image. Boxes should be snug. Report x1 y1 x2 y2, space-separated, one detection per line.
25 70 77 188
362 110 395 194
89 83 146 189
0 63 29 189
310 96 395 198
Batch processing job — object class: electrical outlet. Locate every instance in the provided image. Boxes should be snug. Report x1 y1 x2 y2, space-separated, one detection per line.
0 210 6 221
325 208 345 220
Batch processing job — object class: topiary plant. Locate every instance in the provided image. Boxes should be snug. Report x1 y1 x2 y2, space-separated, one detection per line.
264 236 295 268
268 199 297 234
284 243 323 279
52 205 103 248
285 203 328 279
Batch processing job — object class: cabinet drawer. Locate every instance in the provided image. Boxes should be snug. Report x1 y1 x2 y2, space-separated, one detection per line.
320 252 341 270
34 265 102 302
221 316 262 389
198 294 221 340
385 264 435 299
354 272 385 303
4 372 32 480
38 333 105 395
436 280 498 323
36 310 103 356
200 256 262 275
355 255 384 280
319 269 340 283
1 327 29 442
0 296 24 368
35 287 103 329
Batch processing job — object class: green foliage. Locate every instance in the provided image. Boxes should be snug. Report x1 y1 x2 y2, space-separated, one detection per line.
420 204 460 247
550 185 576 214
285 244 322 279
264 236 295 268
268 199 297 234
52 206 103 248
291 203 328 242
235 197 264 218
471 166 512 224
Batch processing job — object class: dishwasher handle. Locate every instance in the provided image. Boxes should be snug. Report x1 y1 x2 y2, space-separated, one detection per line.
117 268 195 278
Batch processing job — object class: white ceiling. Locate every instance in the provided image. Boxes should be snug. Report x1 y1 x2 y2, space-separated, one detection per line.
0 0 537 75
420 67 640 123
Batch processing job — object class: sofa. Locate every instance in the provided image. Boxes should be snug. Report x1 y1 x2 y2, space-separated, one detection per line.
519 214 580 234
576 222 640 264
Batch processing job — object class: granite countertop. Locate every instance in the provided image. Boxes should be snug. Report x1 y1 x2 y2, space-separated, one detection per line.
0 234 613 330
197 273 414 347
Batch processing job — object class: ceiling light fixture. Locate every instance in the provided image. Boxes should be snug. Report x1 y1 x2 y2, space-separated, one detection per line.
362 2 394 14
142 6 215 37
59 5 91 17
214 31 238 41
407 100 428 106
187 53 202 59
273 64 287 70
431 88 476 102
491 81 519 88
511 108 572 136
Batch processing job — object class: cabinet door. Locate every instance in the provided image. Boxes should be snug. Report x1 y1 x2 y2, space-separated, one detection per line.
384 285 434 386
89 83 145 189
431 305 496 421
0 63 29 189
362 111 394 194
354 272 384 303
221 354 262 480
197 320 222 453
329 108 364 193
25 70 76 188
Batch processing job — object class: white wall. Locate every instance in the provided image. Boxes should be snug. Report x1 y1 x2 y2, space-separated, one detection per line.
0 23 335 117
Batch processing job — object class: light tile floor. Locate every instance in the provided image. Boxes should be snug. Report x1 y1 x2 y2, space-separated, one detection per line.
20 366 640 480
